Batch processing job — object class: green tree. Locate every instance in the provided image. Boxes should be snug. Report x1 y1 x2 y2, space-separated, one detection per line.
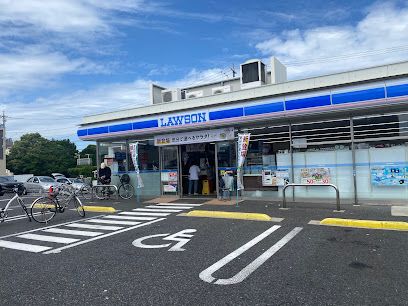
7 133 77 176
80 144 96 166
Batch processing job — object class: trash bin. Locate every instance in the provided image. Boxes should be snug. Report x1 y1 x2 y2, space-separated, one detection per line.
202 180 209 195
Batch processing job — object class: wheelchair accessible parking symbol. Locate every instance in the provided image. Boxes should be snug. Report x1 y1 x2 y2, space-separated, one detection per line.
132 229 196 252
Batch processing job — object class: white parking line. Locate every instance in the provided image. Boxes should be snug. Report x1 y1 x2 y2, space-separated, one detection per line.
200 226 303 285
0 240 52 253
65 223 124 231
44 218 166 254
118 211 170 217
18 233 80 244
43 228 103 237
86 219 141 226
103 215 157 221
134 208 183 213
157 203 202 206
153 205 195 209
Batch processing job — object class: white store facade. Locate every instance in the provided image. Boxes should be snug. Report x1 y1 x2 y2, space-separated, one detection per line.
78 58 408 205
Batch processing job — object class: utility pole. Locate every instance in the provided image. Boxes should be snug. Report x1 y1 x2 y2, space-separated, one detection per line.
230 64 237 78
1 111 6 175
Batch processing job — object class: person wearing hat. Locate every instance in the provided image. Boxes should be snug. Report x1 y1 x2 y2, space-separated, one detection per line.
98 162 112 185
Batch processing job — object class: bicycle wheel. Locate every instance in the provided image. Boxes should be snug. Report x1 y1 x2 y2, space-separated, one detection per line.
118 183 134 200
71 196 85 217
94 186 106 200
80 185 92 200
31 197 57 223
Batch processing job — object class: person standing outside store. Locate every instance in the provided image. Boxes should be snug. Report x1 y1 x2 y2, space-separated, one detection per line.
98 162 112 185
188 162 200 195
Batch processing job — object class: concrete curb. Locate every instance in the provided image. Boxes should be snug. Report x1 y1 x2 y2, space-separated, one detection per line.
82 206 116 213
183 210 273 221
320 218 408 231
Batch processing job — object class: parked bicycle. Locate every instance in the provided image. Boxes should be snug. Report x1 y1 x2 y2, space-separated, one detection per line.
117 174 134 200
0 184 31 223
94 174 133 200
30 185 85 223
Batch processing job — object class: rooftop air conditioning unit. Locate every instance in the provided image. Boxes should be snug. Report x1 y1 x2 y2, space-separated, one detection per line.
212 85 231 95
185 90 204 99
240 59 266 89
162 88 181 103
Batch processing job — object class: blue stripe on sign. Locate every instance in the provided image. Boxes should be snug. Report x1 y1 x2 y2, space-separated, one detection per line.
387 83 408 98
109 123 132 133
87 126 109 135
133 119 158 130
244 101 285 116
77 129 87 137
332 87 385 104
209 107 244 120
285 95 330 111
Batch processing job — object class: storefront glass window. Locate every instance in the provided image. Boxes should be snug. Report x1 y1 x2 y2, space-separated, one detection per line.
354 113 408 204
291 119 353 202
160 146 179 195
127 139 160 198
242 125 290 199
97 141 127 185
217 141 236 196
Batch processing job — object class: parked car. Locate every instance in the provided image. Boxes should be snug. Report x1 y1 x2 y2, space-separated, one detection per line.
24 176 59 194
0 176 25 196
55 177 85 190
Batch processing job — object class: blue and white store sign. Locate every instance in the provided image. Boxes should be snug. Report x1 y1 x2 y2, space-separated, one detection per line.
159 112 208 127
77 80 408 140
154 128 234 146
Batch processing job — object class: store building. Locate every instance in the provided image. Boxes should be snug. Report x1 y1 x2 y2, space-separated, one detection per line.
78 58 408 204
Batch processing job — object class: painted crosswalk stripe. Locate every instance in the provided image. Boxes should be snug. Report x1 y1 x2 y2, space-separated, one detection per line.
18 233 80 244
134 208 183 213
0 240 52 253
157 203 202 206
43 228 103 237
65 223 123 231
86 219 140 226
103 215 157 221
151 205 194 209
118 211 170 217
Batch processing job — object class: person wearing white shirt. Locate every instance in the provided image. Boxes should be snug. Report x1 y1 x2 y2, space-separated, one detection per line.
188 163 201 195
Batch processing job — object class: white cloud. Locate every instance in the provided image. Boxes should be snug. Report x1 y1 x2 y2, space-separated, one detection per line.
3 79 152 148
3 65 234 149
0 0 145 35
255 2 408 78
0 47 107 97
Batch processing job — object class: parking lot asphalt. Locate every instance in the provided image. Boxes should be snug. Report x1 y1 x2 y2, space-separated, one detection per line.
0 195 407 305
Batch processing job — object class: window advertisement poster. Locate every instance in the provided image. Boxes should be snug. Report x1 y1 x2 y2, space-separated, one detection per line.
161 171 178 193
300 168 330 184
154 128 235 146
371 167 408 186
262 169 290 186
237 133 251 190
129 142 144 188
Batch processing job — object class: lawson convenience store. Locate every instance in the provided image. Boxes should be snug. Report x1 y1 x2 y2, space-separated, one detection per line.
78 61 408 204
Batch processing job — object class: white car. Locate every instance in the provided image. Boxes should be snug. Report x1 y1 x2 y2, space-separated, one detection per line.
55 177 85 190
24 176 60 194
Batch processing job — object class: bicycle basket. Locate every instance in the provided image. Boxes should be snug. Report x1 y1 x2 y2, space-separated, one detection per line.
120 174 130 184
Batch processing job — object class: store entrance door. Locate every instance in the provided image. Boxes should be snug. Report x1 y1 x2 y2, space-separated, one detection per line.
180 143 216 197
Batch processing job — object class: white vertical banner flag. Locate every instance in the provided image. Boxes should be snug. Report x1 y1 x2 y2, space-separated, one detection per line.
129 142 144 188
237 133 250 190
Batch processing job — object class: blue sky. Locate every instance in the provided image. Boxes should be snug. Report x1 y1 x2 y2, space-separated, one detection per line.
0 0 407 150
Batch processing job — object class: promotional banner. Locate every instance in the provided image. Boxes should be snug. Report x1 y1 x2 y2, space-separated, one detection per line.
154 128 235 146
129 142 144 188
371 167 408 186
237 133 250 190
300 168 330 184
